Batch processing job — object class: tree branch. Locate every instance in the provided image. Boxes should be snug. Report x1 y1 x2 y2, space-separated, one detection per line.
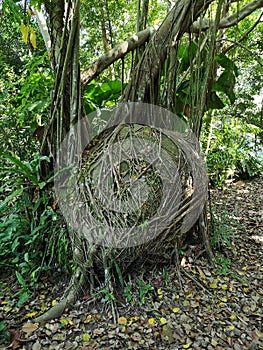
80 26 158 88
80 0 263 89
223 12 263 54
192 0 263 32
32 6 51 53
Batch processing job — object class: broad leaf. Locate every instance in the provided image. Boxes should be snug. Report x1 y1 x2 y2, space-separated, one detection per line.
212 70 236 104
2 154 39 185
20 23 29 44
208 91 225 110
215 54 239 77
108 80 122 93
30 29 37 48
0 188 24 210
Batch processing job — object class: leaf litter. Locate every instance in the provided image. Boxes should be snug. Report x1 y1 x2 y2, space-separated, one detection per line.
0 177 262 349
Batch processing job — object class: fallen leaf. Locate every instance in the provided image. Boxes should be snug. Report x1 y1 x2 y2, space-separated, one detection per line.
118 316 127 325
10 330 20 350
22 322 38 333
148 317 156 325
26 311 38 318
160 317 167 324
161 324 174 343
82 334 91 342
32 342 41 350
130 332 141 341
172 307 180 313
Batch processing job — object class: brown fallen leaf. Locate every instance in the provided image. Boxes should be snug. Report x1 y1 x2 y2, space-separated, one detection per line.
22 322 38 333
10 330 21 350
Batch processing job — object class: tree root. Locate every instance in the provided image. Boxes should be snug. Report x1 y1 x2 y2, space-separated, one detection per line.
181 268 213 297
33 267 89 323
33 300 68 323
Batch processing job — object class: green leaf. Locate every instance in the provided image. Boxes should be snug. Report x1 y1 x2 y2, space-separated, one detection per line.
100 83 111 93
114 261 124 287
208 92 225 110
0 188 24 210
15 271 26 287
17 290 29 307
212 70 236 104
0 320 7 332
2 154 39 185
39 181 47 189
108 80 122 93
215 54 239 77
177 42 197 72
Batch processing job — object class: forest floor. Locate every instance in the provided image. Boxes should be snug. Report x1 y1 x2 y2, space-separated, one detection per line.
0 177 262 350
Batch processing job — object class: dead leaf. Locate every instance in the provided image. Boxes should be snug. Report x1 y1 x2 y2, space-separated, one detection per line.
10 330 21 350
161 324 174 343
22 322 38 333
118 316 127 325
32 342 41 350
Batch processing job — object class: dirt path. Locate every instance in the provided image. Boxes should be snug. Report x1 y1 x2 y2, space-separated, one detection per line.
0 177 262 350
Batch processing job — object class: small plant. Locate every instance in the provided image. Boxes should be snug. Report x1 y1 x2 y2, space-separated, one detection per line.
178 244 188 256
99 289 116 301
0 320 10 344
14 271 30 307
210 210 238 248
114 261 124 287
138 280 154 304
215 253 230 276
123 284 135 306
0 152 72 292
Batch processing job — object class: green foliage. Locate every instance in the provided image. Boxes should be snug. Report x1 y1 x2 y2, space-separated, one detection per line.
122 280 154 306
123 284 135 305
177 42 198 73
175 47 238 114
138 280 154 304
16 53 53 128
84 79 123 113
0 7 27 70
14 271 30 307
0 320 10 344
204 117 263 186
99 289 116 301
0 53 52 161
0 153 72 291
210 209 238 248
215 253 230 276
84 79 124 136
209 53 239 107
114 261 124 287
212 70 236 104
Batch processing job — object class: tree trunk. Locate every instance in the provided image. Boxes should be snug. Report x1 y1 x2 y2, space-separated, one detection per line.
34 0 215 323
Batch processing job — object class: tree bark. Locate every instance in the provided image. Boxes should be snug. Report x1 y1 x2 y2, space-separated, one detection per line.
122 0 212 103
81 26 157 88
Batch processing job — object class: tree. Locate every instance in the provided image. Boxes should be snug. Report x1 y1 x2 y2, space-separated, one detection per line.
2 0 263 322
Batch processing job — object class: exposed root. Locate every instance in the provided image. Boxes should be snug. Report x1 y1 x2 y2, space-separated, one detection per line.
33 300 68 323
33 267 89 323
